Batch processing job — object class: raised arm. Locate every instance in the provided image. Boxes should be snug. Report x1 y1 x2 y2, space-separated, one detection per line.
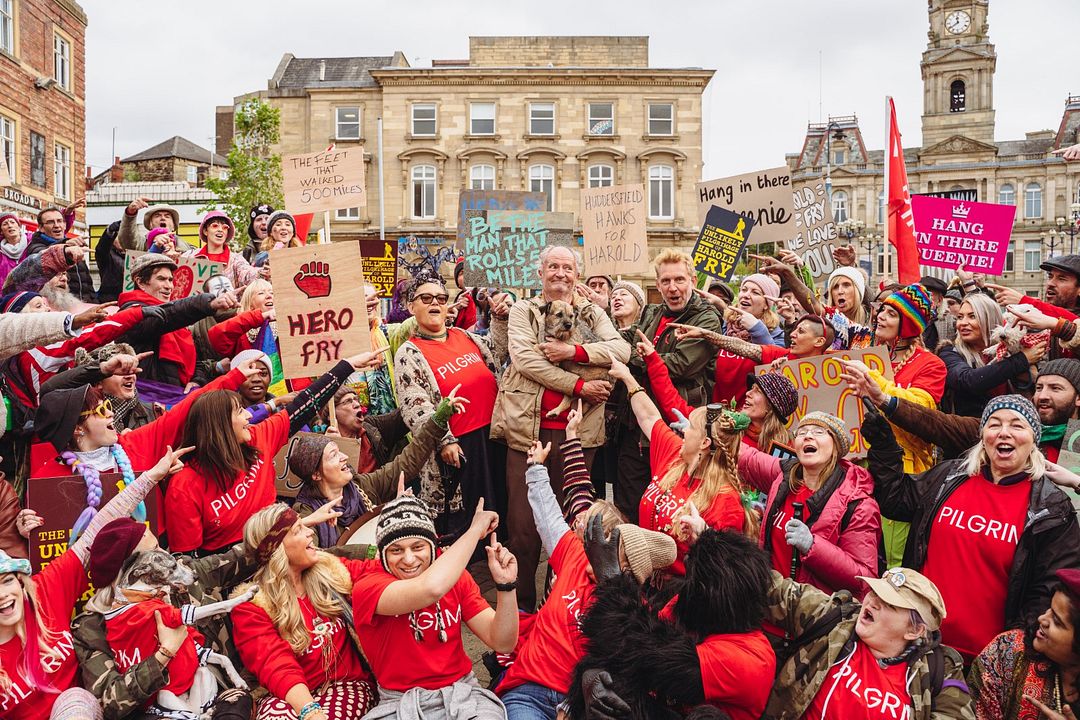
608 358 662 437
669 322 764 362
737 443 783 494
524 441 571 555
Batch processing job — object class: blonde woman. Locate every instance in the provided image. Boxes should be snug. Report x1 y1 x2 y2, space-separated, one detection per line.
260 211 304 252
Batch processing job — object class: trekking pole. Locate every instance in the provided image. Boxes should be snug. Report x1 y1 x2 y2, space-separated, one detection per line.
789 502 804 580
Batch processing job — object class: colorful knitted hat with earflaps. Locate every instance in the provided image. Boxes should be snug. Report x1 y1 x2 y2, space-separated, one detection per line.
797 411 850 458
881 283 936 339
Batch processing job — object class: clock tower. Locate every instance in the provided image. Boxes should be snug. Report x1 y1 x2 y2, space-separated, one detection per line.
920 0 997 148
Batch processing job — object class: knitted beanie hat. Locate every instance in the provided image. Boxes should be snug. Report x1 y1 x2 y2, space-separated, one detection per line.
0 549 31 575
617 524 677 582
376 495 438 572
828 266 866 302
74 342 137 368
145 227 171 249
0 213 19 229
0 291 40 314
265 210 296 237
611 280 646 310
1039 359 1080 395
980 394 1042 444
88 518 148 589
232 349 273 377
748 372 799 420
741 273 780 301
881 283 936 339
288 435 333 482
797 411 850 458
248 204 274 240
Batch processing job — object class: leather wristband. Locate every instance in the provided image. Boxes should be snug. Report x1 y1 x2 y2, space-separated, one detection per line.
494 581 517 592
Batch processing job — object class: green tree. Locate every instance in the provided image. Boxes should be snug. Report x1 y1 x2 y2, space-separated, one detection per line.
202 98 283 247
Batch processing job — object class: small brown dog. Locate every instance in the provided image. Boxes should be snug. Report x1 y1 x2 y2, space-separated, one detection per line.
540 299 609 418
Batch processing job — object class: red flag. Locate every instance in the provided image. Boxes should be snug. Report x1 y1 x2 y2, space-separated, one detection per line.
886 98 920 284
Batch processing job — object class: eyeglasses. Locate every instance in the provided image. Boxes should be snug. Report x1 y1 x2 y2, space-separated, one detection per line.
794 426 830 439
414 293 449 306
80 399 113 419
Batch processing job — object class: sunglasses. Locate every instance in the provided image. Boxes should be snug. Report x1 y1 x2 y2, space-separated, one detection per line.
80 399 113 419
414 293 450 306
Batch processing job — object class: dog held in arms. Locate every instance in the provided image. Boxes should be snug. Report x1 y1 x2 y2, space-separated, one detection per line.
102 550 255 719
540 299 610 418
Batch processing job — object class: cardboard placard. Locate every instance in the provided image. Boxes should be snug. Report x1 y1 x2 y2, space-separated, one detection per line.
457 190 547 243
580 183 649 277
123 251 225 298
282 148 366 214
754 347 894 458
273 432 365 499
696 166 794 246
911 196 1015 274
790 181 839 280
359 239 398 298
271 241 371 379
692 205 754 281
462 210 576 290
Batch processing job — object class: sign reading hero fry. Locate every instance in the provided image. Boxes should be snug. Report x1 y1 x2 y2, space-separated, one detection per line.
271 241 371 378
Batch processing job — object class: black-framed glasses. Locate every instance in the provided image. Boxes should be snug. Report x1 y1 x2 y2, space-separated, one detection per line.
415 293 450 306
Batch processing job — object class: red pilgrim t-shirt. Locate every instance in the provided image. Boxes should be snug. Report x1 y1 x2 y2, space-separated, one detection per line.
768 485 814 579
497 531 595 695
352 560 491 691
803 640 912 720
165 410 289 552
920 473 1030 659
712 344 789 406
642 419 745 575
0 551 87 720
412 330 498 437
106 599 202 696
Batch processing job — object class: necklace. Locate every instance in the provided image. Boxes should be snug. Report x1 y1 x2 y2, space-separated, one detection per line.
416 327 448 341
62 444 143 540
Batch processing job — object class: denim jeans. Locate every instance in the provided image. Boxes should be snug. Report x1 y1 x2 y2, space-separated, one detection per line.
501 682 565 720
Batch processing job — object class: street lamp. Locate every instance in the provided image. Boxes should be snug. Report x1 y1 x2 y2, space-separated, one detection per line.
1056 202 1080 254
1041 230 1060 260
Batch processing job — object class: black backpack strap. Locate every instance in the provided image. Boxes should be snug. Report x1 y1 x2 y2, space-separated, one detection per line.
928 648 945 710
839 497 864 533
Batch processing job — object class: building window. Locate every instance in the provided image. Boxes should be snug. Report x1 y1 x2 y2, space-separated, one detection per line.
1005 240 1015 273
648 164 674 219
1025 240 1042 271
186 165 198 184
998 183 1015 206
529 103 555 135
29 132 45 187
470 164 495 190
648 103 674 135
469 103 495 135
53 33 70 90
529 165 555 210
0 0 13 55
411 164 436 219
588 164 614 188
335 207 360 220
54 142 71 200
877 191 885 225
1025 182 1043 219
950 80 966 113
588 103 614 136
335 107 360 140
832 190 849 223
411 104 436 137
0 114 13 183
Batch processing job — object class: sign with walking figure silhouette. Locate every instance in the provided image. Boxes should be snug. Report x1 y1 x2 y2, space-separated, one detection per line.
692 205 755 281
271 241 371 378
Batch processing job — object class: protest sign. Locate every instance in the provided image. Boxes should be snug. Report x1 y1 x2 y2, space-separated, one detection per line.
457 190 547 244
462 210 576 290
271 241 371 379
580 183 649 276
359 239 398 298
123 251 224 298
283 148 366 214
911 196 1015 274
273 432 365 499
755 347 894 458
790 181 839 279
696 167 794 247
692 205 754 281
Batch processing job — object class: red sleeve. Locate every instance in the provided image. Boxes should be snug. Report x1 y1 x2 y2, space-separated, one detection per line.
573 345 589 363
455 570 491 622
696 635 774 706
50 306 145 356
571 378 585 397
761 345 789 363
207 310 263 358
1022 296 1078 321
649 418 684 477
164 470 205 553
351 569 398 626
231 601 309 700
645 351 691 424
699 491 746 533
549 530 584 577
251 409 290 456
341 557 380 584
34 549 88 629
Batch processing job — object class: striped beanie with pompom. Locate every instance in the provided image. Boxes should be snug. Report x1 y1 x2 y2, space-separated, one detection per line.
881 283 936 339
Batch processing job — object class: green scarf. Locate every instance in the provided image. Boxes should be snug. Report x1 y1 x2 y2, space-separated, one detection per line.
1041 423 1067 446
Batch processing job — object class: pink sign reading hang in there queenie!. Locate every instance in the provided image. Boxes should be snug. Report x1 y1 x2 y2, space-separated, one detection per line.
912 195 1016 275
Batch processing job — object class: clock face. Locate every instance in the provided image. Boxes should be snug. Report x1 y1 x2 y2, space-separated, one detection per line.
945 10 971 34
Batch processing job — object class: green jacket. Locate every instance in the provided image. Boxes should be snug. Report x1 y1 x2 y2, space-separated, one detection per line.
764 572 973 720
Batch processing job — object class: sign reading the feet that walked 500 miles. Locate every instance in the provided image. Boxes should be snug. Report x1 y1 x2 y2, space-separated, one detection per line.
282 148 367 214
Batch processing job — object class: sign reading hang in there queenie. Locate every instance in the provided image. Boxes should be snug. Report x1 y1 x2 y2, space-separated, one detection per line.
911 195 1015 275
754 346 895 458
359 239 398 298
282 148 366 214
695 166 793 246
271 241 371 379
580 183 649 277
462 210 576 290
123 251 224 298
692 205 754 281
790 181 839 280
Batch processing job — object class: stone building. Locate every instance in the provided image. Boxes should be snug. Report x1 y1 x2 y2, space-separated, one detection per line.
98 136 227 187
222 36 714 289
0 0 86 226
787 0 1080 296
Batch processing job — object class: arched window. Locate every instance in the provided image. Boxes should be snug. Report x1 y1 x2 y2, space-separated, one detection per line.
529 164 555 211
470 164 495 191
411 164 436 219
648 164 674 219
832 190 849 223
588 164 614 188
998 183 1015 206
950 80 966 113
877 191 885 225
1025 182 1043 219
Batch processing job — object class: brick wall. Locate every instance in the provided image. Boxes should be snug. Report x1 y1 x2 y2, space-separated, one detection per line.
469 36 648 68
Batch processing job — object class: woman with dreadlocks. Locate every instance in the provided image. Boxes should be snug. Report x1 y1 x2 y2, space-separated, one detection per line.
608 358 757 577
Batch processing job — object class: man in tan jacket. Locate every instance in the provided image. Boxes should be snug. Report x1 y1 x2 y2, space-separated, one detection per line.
491 245 631 610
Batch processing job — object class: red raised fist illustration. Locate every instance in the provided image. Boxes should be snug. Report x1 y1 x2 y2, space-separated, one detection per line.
293 260 332 299
171 265 194 299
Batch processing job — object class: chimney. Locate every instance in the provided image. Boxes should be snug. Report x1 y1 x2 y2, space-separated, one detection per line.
319 60 326 81
110 156 123 183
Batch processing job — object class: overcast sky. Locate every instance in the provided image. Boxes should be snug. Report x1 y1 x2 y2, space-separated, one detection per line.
82 0 1077 180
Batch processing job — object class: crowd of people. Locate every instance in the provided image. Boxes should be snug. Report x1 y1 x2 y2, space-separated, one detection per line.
4 182 1080 720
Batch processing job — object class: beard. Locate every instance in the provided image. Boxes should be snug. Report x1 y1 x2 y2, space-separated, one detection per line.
40 284 80 312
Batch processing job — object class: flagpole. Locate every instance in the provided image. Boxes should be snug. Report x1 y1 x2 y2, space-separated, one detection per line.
883 96 892 281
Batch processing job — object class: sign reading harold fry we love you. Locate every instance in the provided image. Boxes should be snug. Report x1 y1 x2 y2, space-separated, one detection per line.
271 241 371 379
283 148 366 214
692 205 755 281
911 196 1015 275
696 166 793 246
581 183 649 277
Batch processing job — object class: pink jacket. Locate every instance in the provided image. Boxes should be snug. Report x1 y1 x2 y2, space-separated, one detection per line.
738 445 880 596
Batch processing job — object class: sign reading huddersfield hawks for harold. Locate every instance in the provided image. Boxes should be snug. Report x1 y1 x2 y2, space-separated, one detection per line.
271 241 371 378
911 196 1015 275
282 148 366 214
580 183 649 277
692 205 755 282
462 210 576 290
